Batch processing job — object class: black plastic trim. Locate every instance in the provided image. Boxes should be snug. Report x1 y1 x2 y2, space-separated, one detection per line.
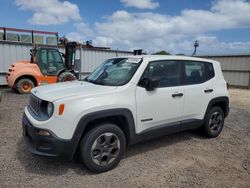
22 113 75 160
204 89 213 93
72 108 136 155
204 96 230 118
132 121 181 144
141 118 153 122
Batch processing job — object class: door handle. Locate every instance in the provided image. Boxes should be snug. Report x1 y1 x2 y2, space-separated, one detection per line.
172 93 184 98
204 89 213 93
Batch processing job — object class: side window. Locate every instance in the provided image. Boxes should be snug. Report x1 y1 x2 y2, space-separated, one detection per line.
39 49 47 65
141 60 180 88
48 50 63 65
38 49 48 74
184 61 205 85
206 63 215 80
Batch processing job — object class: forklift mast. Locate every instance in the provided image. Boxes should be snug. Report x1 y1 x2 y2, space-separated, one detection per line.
64 42 77 70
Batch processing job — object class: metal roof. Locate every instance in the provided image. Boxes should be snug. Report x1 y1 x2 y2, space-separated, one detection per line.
196 53 250 57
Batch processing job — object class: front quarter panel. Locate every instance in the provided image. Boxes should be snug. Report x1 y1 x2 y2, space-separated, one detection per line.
50 84 137 140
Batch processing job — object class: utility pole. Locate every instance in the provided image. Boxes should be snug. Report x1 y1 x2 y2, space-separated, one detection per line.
192 40 199 56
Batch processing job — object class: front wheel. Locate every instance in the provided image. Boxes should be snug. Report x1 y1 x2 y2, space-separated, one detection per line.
80 123 126 173
203 107 225 138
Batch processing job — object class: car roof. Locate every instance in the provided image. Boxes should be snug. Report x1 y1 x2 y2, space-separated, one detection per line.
113 55 218 64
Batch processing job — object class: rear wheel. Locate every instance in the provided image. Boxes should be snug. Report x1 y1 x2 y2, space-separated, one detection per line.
203 107 224 138
16 78 34 94
80 123 126 173
58 71 76 82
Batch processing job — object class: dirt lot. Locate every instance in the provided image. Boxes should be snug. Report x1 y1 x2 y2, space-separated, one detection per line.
0 88 249 188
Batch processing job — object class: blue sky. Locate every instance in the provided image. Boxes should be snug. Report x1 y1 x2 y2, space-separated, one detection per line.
1 0 250 54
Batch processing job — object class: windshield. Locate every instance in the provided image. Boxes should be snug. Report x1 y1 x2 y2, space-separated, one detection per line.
86 58 142 86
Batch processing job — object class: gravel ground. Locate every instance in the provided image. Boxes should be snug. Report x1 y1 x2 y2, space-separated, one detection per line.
0 88 250 188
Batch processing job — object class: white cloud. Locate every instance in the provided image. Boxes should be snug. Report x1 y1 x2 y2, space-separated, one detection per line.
66 32 86 43
15 0 250 54
74 22 94 37
94 0 250 54
195 36 250 54
65 21 94 43
121 0 159 9
15 0 81 25
93 36 114 47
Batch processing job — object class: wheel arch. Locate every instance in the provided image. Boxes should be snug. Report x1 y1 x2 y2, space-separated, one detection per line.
57 69 76 76
15 75 38 86
57 68 66 76
69 108 136 160
204 96 229 119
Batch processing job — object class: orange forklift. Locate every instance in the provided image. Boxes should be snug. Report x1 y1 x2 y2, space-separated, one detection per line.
6 40 79 94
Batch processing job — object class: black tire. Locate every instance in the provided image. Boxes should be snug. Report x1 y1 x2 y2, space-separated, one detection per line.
58 71 76 82
80 123 126 173
203 106 224 138
11 84 18 93
16 78 34 94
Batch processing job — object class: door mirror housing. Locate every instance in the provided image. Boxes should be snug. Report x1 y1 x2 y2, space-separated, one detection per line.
140 77 160 91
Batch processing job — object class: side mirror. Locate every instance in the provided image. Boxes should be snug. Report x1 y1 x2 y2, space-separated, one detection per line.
140 77 160 91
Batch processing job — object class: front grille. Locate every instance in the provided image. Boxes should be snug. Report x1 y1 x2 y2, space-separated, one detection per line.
29 95 41 115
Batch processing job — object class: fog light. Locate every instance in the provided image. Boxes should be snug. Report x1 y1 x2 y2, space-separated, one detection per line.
36 130 50 136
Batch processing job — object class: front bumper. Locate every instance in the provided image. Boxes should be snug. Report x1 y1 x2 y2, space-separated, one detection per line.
22 113 77 160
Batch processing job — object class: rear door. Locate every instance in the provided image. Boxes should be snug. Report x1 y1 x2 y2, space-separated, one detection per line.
182 61 215 122
135 60 184 133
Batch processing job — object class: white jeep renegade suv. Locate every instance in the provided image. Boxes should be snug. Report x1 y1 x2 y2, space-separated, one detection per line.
22 55 230 173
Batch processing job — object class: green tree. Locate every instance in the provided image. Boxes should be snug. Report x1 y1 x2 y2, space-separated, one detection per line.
153 50 171 55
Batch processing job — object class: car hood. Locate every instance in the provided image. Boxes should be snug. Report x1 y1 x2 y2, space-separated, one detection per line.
31 81 117 101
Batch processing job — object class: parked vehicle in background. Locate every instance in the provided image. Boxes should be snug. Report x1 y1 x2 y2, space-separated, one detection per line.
6 40 78 94
22 55 230 173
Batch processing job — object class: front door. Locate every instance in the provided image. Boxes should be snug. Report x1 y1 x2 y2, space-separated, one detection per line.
135 60 184 134
36 48 64 76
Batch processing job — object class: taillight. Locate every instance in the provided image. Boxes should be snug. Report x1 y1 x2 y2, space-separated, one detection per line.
226 82 229 90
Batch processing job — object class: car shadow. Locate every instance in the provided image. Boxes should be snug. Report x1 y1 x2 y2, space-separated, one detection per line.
125 129 205 158
16 138 91 176
16 130 205 175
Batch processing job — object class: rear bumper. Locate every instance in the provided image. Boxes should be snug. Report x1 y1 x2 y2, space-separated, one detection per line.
22 113 77 160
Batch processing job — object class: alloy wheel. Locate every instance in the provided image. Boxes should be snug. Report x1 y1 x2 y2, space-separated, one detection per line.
91 132 120 166
209 111 223 134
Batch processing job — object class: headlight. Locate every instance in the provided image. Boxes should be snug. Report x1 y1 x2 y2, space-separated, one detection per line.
47 102 54 117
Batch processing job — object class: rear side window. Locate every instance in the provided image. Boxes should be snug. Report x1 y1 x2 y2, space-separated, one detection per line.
184 61 205 85
205 63 215 80
183 61 215 85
